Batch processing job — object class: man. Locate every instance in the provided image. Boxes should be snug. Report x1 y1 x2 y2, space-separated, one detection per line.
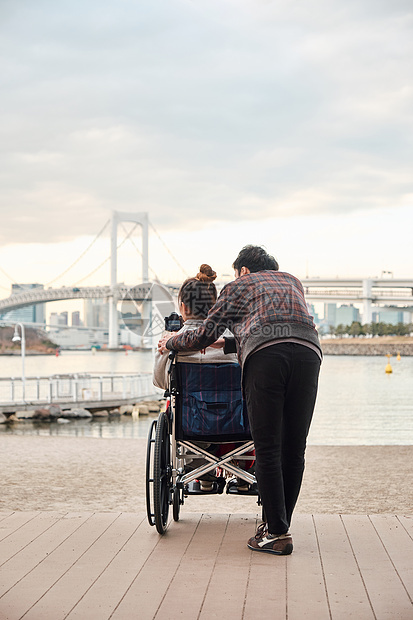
158 245 322 555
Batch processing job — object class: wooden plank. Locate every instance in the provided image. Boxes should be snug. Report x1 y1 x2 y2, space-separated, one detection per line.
0 513 119 620
0 512 39 543
0 512 66 570
110 514 201 620
66 515 160 620
0 513 13 522
342 515 413 619
0 512 411 620
0 513 91 598
198 513 255 619
286 514 330 620
314 514 374 620
23 513 144 620
154 514 229 620
398 514 413 538
243 517 288 620
370 515 413 601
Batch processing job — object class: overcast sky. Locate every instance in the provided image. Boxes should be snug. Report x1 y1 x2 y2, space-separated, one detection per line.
1 0 412 289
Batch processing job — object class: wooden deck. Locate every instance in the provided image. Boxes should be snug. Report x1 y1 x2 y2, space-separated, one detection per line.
0 511 412 619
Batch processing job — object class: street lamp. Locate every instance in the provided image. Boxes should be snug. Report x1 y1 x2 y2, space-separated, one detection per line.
12 323 26 402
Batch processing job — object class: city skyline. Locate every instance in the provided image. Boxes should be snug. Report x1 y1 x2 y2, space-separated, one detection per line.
2 273 412 328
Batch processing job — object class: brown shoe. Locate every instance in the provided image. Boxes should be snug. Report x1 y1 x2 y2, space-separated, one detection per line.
247 523 293 555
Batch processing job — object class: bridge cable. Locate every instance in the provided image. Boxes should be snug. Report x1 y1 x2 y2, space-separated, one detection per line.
0 265 18 285
149 220 190 278
72 223 140 286
45 219 111 286
119 222 162 282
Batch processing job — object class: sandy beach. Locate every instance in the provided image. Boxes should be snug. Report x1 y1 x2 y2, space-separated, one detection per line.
1 435 412 514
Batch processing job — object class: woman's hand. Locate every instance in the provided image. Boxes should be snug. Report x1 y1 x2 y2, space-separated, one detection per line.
208 338 225 349
157 332 173 354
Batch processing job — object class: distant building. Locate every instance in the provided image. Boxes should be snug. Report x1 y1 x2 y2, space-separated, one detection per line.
121 300 142 332
373 307 405 324
48 327 112 349
324 303 337 327
0 283 45 324
49 313 59 327
84 299 109 328
335 305 360 327
49 312 69 326
323 303 361 327
71 311 82 326
403 310 413 324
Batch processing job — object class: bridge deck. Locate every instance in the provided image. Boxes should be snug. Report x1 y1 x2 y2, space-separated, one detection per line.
0 511 412 619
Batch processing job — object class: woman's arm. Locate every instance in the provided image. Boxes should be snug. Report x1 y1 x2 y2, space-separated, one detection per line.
153 332 173 388
158 331 173 355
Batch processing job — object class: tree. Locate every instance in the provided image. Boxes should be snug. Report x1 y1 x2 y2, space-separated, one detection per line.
395 322 409 336
335 324 346 338
348 321 363 337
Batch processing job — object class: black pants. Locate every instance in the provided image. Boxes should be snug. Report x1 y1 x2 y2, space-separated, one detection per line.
244 343 321 535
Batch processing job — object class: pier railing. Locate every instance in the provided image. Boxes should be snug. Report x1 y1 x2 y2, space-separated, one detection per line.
0 372 158 407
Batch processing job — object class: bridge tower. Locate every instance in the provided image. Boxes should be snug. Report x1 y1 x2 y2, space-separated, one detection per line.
109 211 149 349
362 278 373 324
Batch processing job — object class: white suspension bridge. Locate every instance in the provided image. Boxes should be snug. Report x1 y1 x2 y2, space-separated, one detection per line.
1 212 412 409
1 211 413 349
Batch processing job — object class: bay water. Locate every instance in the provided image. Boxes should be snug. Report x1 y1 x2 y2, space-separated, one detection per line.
1 350 412 445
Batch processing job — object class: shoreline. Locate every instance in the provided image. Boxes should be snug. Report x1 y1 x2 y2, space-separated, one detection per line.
320 337 413 356
1 436 412 514
2 337 413 357
0 351 57 356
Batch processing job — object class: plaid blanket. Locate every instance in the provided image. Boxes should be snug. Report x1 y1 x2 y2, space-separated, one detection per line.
178 362 250 437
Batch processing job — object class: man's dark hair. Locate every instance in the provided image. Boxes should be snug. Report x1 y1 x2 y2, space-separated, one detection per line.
232 245 279 273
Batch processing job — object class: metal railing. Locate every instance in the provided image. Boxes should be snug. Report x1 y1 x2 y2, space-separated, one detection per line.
0 372 158 406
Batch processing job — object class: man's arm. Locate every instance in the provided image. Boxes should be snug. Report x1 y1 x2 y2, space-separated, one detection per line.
165 282 243 352
166 323 218 351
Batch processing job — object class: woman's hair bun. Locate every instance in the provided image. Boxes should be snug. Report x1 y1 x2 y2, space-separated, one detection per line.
196 264 217 283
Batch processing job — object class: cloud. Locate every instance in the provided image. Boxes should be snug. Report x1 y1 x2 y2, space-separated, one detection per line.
0 0 412 244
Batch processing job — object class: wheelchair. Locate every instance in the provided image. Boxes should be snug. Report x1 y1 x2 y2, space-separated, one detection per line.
146 352 261 534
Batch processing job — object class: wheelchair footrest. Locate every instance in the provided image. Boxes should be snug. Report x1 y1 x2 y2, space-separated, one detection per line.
226 480 259 496
184 479 226 495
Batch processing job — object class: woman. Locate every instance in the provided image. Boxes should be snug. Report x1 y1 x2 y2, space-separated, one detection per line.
153 264 237 389
153 264 240 492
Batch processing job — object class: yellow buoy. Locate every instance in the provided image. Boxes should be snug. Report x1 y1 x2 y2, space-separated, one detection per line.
385 353 393 374
397 351 401 361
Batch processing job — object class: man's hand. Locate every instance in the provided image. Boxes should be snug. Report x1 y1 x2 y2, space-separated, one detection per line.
158 332 173 354
208 338 225 349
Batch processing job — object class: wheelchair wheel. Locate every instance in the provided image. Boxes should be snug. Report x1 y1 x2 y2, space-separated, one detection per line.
172 486 181 522
145 418 157 527
153 412 172 534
